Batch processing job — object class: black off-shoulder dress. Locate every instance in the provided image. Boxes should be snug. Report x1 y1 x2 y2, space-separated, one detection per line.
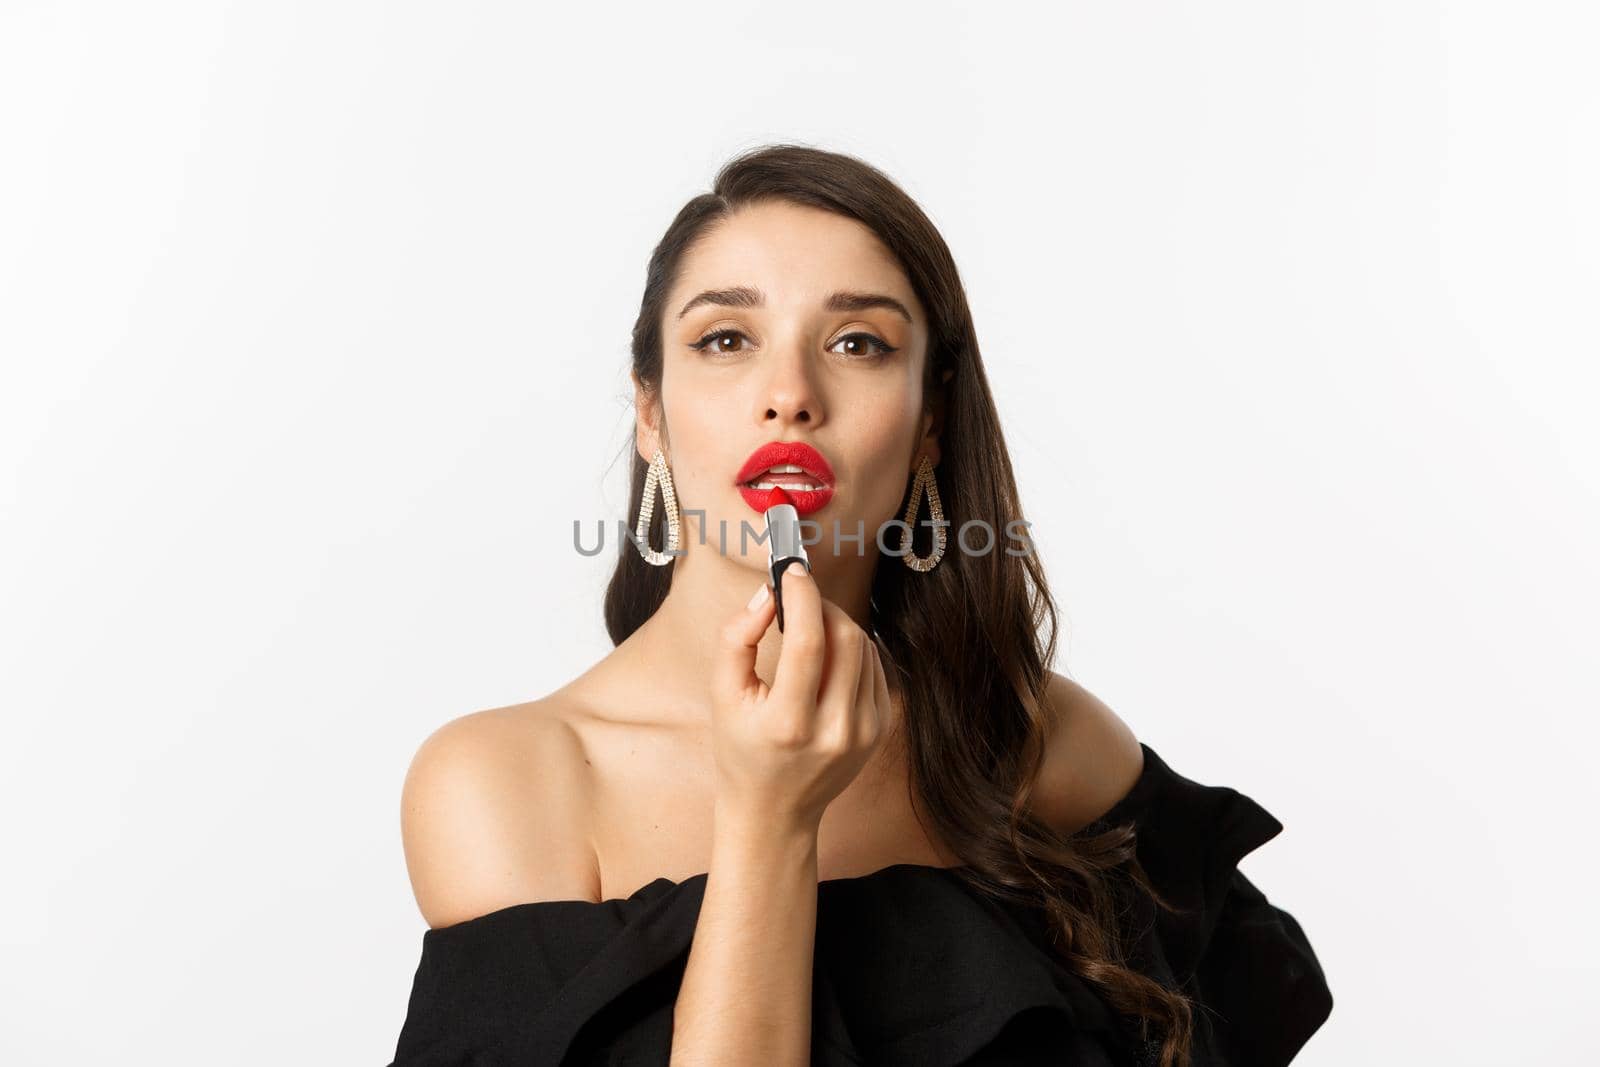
385 742 1333 1066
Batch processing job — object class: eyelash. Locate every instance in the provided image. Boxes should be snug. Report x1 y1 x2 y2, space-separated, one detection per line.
689 328 898 360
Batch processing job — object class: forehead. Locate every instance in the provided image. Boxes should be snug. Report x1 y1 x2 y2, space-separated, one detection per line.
673 200 919 308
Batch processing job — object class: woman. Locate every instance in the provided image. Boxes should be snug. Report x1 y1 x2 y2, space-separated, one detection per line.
386 144 1333 1066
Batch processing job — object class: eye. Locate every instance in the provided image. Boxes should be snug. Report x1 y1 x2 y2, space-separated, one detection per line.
689 328 755 356
829 332 898 360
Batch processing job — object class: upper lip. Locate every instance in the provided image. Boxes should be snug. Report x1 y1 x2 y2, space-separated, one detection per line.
735 441 836 487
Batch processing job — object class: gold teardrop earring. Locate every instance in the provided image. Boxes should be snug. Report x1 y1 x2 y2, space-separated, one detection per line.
898 454 947 572
634 447 682 566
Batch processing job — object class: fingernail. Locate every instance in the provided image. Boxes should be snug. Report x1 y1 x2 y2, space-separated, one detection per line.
786 561 806 578
747 583 770 610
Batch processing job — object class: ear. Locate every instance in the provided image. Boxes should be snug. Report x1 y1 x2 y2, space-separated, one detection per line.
915 366 956 469
632 370 663 462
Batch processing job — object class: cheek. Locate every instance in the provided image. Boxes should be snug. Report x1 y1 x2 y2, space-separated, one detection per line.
844 405 924 520
662 371 739 442
658 382 739 497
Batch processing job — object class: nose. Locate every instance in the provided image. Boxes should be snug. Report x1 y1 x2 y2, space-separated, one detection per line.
755 340 824 429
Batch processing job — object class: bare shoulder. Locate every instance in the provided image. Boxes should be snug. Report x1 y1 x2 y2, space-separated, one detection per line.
400 697 602 928
1030 672 1146 836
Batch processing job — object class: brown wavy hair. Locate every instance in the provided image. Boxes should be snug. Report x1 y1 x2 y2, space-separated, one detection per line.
603 143 1197 1067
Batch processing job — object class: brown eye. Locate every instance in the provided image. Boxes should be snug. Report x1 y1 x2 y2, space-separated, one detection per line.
690 329 754 355
829 332 897 360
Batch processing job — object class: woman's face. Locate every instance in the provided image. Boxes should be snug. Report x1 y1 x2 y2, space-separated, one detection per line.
637 198 939 573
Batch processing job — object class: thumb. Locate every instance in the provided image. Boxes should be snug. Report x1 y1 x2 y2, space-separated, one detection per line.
712 581 775 705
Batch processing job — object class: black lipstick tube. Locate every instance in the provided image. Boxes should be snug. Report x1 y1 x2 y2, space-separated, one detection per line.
764 501 810 632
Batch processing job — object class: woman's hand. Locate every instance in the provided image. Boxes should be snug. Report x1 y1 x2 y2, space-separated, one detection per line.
709 562 891 835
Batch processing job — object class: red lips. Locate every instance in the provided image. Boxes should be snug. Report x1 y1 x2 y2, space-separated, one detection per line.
735 441 836 487
736 441 836 517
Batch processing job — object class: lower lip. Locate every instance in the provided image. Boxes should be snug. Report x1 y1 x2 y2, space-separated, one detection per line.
738 483 835 517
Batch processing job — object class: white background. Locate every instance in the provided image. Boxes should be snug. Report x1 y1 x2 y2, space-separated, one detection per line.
3 2 1596 1063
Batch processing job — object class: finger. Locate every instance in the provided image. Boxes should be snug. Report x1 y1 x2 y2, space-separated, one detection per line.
849 631 875 733
769 562 826 711
712 581 776 705
870 642 891 736
815 614 866 732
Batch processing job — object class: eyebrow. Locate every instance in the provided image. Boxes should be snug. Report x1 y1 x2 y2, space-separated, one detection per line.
676 286 914 324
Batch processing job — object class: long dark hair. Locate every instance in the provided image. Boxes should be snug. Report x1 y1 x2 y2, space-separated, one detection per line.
604 143 1196 1067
